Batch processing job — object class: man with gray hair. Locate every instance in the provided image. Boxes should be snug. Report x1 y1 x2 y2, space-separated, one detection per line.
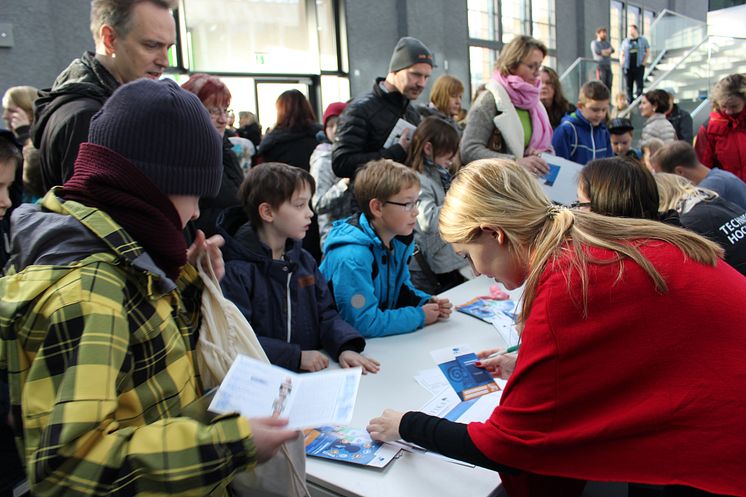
31 0 177 192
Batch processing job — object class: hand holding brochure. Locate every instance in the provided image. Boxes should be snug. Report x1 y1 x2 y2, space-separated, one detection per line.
383 118 417 149
209 355 362 430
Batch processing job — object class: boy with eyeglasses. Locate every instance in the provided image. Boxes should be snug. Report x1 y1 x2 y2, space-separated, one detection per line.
320 159 452 338
219 162 379 374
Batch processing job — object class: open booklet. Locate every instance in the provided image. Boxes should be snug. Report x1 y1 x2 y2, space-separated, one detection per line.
209 355 362 430
303 426 401 468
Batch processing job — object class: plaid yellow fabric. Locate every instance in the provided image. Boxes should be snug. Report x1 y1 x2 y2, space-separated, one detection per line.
0 192 256 497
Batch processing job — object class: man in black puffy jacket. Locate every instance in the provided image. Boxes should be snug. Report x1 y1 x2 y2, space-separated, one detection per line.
332 37 434 179
31 0 177 193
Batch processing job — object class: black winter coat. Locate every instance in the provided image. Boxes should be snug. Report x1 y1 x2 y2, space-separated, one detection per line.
332 78 421 179
257 124 323 171
31 52 120 192
666 104 694 144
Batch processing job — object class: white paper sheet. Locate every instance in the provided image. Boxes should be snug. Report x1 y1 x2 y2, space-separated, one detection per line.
383 118 418 149
209 355 362 430
414 367 451 396
538 153 585 205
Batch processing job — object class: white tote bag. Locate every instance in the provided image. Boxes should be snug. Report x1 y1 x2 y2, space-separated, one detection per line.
195 254 310 497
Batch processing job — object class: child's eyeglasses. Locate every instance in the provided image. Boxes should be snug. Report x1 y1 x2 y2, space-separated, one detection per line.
384 199 421 212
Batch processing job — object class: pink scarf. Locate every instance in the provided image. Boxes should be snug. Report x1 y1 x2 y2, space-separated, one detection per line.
493 71 553 154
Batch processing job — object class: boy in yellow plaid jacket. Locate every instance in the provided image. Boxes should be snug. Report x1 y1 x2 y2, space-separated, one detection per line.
0 79 297 497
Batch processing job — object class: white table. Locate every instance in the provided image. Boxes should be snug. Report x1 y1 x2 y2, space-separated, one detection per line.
306 276 517 497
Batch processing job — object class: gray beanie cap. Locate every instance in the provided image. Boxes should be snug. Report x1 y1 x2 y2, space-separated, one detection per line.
388 37 435 73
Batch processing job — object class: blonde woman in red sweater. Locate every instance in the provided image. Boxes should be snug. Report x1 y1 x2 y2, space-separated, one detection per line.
368 158 746 497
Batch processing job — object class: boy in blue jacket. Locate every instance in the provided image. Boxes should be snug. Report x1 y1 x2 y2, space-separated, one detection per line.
552 81 613 165
320 159 452 338
219 162 379 373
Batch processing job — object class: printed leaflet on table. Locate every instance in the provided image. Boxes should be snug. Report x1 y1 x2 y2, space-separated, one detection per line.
303 426 401 468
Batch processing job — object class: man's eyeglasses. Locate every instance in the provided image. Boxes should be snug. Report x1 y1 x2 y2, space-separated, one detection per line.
206 106 231 118
384 199 421 212
569 201 591 209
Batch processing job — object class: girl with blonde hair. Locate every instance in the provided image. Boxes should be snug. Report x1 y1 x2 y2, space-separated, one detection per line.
367 158 746 497
655 172 746 275
694 73 746 181
418 75 464 132
2 85 38 143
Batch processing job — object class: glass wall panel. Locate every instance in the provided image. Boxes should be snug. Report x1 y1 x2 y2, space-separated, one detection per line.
610 0 624 50
467 0 498 40
531 0 555 49
320 75 350 113
501 0 529 44
316 0 338 72
182 0 320 74
642 9 654 36
469 46 499 97
627 4 641 33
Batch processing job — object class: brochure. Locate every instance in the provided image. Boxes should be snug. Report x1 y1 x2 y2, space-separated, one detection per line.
209 355 362 430
430 345 500 401
456 297 519 348
303 426 400 468
538 153 584 205
383 118 418 149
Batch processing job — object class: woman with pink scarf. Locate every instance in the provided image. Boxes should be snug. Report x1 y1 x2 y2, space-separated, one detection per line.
461 35 553 176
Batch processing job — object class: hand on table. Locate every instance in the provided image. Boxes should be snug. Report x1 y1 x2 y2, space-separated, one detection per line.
187 229 226 280
300 350 329 372
422 303 441 325
367 409 404 442
431 297 452 319
475 348 517 380
339 350 380 374
248 417 300 463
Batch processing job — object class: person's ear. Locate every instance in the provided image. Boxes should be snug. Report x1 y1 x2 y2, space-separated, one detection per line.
258 202 274 223
480 225 505 245
674 165 686 176
369 198 384 219
423 142 433 157
100 24 117 56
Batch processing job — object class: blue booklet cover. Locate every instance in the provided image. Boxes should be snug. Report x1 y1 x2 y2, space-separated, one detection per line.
303 426 400 468
437 352 500 401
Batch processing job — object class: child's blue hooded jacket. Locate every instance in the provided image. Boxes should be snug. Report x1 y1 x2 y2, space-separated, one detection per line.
320 212 430 338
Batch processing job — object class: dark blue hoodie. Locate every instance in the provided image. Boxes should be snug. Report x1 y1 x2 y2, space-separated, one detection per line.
551 110 613 165
217 206 365 371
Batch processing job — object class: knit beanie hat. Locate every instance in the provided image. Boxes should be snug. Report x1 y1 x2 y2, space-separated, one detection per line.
88 78 222 197
322 102 347 129
389 37 435 73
